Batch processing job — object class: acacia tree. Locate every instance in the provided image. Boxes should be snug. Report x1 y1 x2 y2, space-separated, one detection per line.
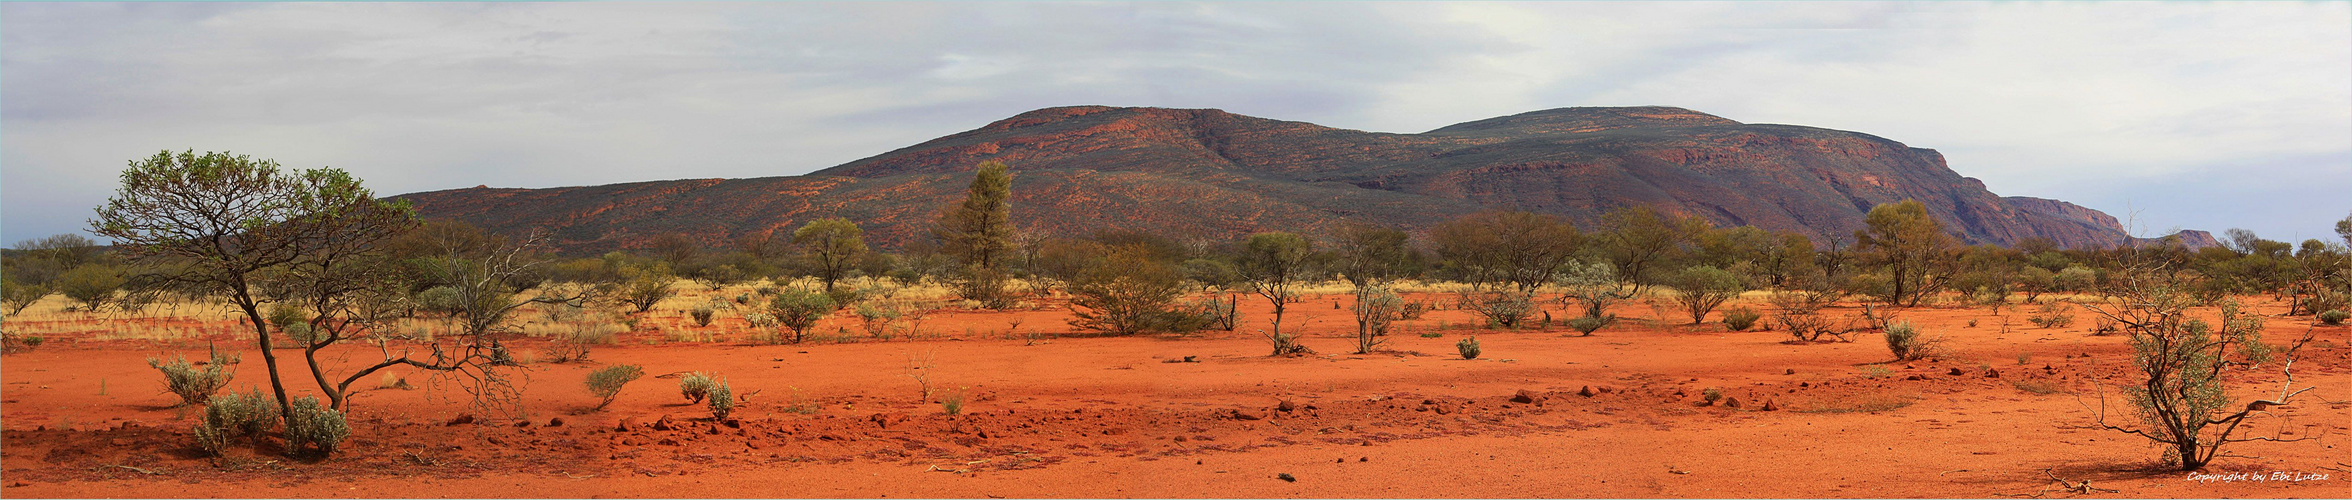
934 161 1016 307
1854 199 1955 307
1430 210 1579 293
793 218 868 293
92 150 415 429
1238 232 1318 356
2078 259 2317 470
1065 245 1189 335
1331 223 1419 353
1595 206 1705 294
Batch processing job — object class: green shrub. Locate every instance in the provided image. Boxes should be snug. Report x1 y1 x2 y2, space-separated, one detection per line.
2028 300 2075 329
2 281 49 316
1701 388 1724 404
679 372 716 404
2320 309 2348 326
193 389 278 456
855 303 901 338
1883 321 1943 361
1461 291 1532 329
1721 306 1761 331
941 388 966 415
769 290 835 344
689 307 716 327
1456 337 1481 360
585 364 644 411
824 287 862 309
149 348 239 406
284 396 349 456
707 380 735 420
1567 315 1612 336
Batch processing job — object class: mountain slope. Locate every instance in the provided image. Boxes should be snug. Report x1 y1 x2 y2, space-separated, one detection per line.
398 105 2147 254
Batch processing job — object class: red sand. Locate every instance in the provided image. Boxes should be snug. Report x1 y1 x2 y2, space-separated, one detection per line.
4 293 2345 498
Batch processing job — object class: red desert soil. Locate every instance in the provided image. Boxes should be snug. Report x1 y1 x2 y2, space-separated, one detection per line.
4 293 2346 498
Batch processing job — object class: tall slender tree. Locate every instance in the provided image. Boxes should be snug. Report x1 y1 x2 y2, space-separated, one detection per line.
934 161 1016 306
1238 232 1319 355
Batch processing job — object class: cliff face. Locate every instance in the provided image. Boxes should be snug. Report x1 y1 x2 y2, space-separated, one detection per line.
398 105 2143 254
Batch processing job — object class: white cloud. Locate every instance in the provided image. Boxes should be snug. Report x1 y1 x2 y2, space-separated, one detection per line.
5 1 2345 243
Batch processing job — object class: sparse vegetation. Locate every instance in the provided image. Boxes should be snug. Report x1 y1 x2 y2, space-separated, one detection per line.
769 290 835 344
1720 306 1761 331
2028 300 2075 329
2319 309 2347 326
149 347 239 406
707 380 735 420
680 372 717 404
284 396 350 456
1456 337 1480 360
1567 315 1612 335
193 388 279 456
586 365 644 411
1882 321 1943 361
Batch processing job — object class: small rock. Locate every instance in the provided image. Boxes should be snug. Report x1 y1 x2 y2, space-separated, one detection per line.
722 418 742 429
1276 400 1299 412
1905 375 1926 381
1761 399 1780 411
1983 369 2001 378
1276 472 1297 482
616 417 639 431
871 412 910 428
1784 368 1796 375
445 414 475 426
1359 457 1368 462
547 417 565 427
1947 367 1966 376
651 415 675 431
514 420 532 428
1509 389 1541 404
1577 386 1597 397
1724 397 1742 409
1230 409 1263 421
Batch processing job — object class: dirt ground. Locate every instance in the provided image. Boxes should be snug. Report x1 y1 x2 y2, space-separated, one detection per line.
3 291 2346 498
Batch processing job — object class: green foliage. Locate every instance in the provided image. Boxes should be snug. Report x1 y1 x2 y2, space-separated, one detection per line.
149 347 240 406
937 162 1016 307
2 279 50 316
1240 232 1319 355
1555 260 1632 319
1855 199 1955 307
585 364 644 411
1883 321 1942 361
1456 336 1481 360
707 380 735 420
1429 210 1579 293
1669 265 1749 324
1460 291 1532 329
1567 315 1613 335
1701 388 1724 404
2028 300 2075 329
1066 246 1193 336
689 307 716 327
617 262 679 313
55 264 125 312
284 396 349 456
193 388 279 456
679 372 716 404
769 289 835 343
855 302 902 338
795 217 869 292
1720 306 1762 331
940 388 966 416
2320 309 2348 326
2053 266 2099 293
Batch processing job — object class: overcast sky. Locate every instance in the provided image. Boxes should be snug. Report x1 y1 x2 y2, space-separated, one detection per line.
5 1 2347 245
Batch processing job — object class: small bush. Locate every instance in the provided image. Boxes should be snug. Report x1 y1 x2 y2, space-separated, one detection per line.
193 389 278 456
1883 322 1943 361
856 303 901 338
707 380 735 420
1701 388 1724 404
1460 291 1532 329
689 307 716 327
1418 331 1441 338
1398 300 1429 320
2028 300 2075 329
2319 309 2348 326
1720 306 1761 331
824 288 862 309
586 364 644 411
1456 337 1481 360
284 396 349 456
941 388 966 415
1567 315 1612 336
149 348 239 406
770 290 835 344
679 372 716 404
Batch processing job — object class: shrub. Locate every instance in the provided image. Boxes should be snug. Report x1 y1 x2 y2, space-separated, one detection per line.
856 303 901 338
941 388 966 415
193 389 278 456
55 264 125 312
1567 315 1612 336
284 396 349 456
1398 300 1429 320
1701 388 1724 405
689 307 716 327
1066 246 1190 336
1669 266 1748 324
2 281 48 316
543 322 621 363
679 372 716 404
1460 291 1532 329
585 364 644 411
1456 337 1481 360
2319 309 2348 326
1721 306 1762 331
825 287 863 309
1883 322 1943 361
2028 300 2075 329
707 380 735 420
149 348 239 406
769 290 835 344
1351 287 1404 354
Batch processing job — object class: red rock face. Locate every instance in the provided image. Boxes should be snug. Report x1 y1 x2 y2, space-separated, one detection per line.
397 106 2139 253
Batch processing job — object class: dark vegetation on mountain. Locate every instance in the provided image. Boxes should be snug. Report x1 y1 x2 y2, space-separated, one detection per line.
396 105 2185 254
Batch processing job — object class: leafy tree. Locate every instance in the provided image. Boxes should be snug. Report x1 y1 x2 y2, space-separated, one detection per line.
1429 210 1578 293
1668 265 1748 324
2079 262 2317 470
768 289 834 344
1595 206 1705 294
1555 260 1631 332
647 233 700 264
1066 246 1191 335
1853 199 1955 307
616 261 679 313
1238 232 1319 355
1 278 48 316
793 217 868 292
92 150 414 434
1032 238 1109 294
54 264 125 312
935 161 1016 307
1332 223 1420 353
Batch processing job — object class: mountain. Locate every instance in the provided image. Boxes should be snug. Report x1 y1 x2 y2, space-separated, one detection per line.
397 105 2167 255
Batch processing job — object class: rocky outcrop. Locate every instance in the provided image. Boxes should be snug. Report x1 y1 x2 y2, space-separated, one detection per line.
398 105 2148 254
